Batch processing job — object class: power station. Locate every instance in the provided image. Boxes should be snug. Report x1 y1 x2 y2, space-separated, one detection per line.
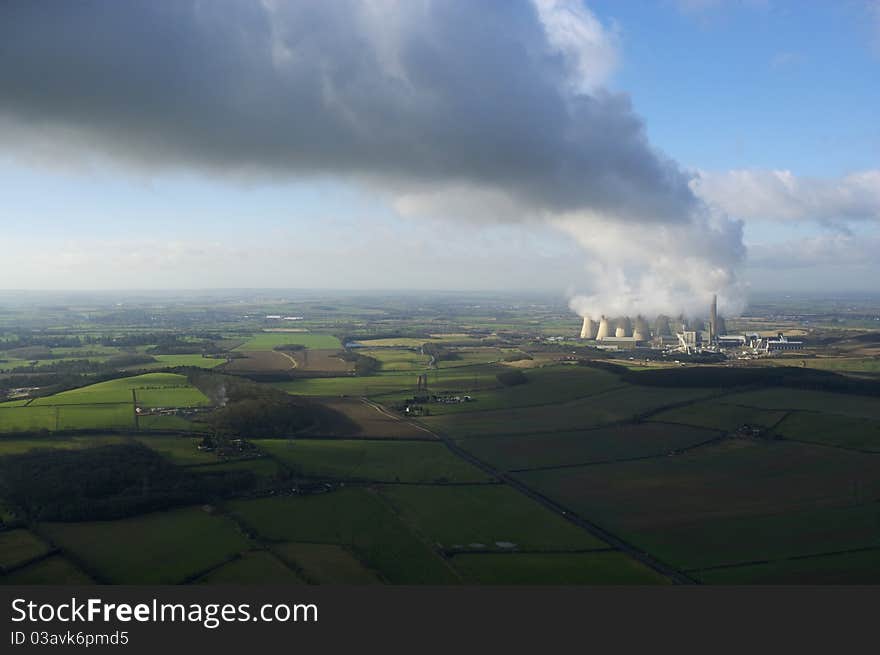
576 295 803 355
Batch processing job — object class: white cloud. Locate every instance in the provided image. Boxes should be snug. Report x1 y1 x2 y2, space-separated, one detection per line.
532 0 619 91
693 169 880 225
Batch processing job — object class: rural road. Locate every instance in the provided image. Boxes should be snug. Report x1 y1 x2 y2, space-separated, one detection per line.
379 400 697 585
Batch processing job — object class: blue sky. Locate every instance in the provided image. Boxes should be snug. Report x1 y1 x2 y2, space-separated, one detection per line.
0 0 878 300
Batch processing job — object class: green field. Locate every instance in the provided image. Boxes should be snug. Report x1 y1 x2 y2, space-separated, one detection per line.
450 552 668 584
188 457 282 483
0 373 212 433
457 423 719 471
30 373 203 406
134 435 218 464
0 435 122 456
653 401 787 432
197 551 305 584
273 365 500 399
227 489 459 583
516 440 880 571
271 542 380 584
774 411 880 451
236 333 342 351
722 388 880 421
422 385 716 438
359 348 431 371
378 484 607 551
354 336 482 348
0 529 51 570
258 439 491 483
0 404 135 433
0 556 93 585
693 548 880 584
144 354 225 369
420 365 623 415
40 507 250 584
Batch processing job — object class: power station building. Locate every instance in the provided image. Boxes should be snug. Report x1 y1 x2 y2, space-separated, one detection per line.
578 295 729 353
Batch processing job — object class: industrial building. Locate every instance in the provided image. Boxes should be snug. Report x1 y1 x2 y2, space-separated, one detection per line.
577 295 804 356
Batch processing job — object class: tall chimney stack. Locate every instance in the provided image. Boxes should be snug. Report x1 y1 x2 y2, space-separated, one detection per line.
710 294 718 343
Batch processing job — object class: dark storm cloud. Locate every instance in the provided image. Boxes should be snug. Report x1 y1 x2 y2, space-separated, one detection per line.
0 0 696 222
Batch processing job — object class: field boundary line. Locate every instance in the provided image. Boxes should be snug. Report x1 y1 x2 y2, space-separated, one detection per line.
506 435 728 473
399 407 697 585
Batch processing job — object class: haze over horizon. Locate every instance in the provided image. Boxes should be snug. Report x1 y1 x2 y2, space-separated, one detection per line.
1 0 878 303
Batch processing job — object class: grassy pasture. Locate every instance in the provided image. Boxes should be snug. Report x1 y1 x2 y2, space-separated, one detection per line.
693 548 880 584
421 385 716 438
378 484 606 551
722 388 880 421
0 434 127 456
271 542 380 584
0 556 93 585
517 440 880 570
235 333 342 351
24 373 209 409
227 489 459 584
0 529 51 569
30 373 197 405
796 357 880 374
223 350 296 373
187 458 282 484
0 404 135 433
774 411 880 451
359 348 430 372
259 439 490 483
421 365 623 415
273 365 500 399
435 348 505 368
458 423 719 471
652 401 787 432
450 552 669 585
636 502 880 571
0 399 30 407
354 336 482 347
136 387 210 408
0 406 60 432
133 435 215 465
197 551 304 584
137 414 208 432
40 507 249 584
143 354 225 369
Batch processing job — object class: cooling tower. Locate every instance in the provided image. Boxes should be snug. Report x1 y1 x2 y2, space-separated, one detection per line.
653 315 671 336
614 317 631 338
596 315 610 340
633 316 649 341
579 316 595 339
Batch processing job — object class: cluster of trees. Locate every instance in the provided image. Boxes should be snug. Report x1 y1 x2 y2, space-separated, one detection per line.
421 343 460 363
186 369 359 437
0 334 82 350
146 335 223 355
579 359 880 396
339 351 381 376
0 444 255 522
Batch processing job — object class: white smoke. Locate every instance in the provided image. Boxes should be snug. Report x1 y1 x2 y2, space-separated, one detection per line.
560 207 747 320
